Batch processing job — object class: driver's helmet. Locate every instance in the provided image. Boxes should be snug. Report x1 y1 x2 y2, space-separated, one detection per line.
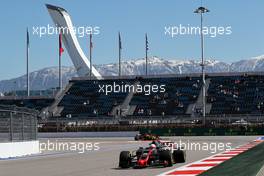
150 144 156 149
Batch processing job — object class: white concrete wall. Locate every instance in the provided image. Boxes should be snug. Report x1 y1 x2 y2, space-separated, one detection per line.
0 141 40 159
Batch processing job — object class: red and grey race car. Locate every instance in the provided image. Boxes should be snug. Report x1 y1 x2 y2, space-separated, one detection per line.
119 140 186 168
134 133 160 141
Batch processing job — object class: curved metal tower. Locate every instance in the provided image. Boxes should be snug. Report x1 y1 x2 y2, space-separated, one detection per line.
46 4 102 79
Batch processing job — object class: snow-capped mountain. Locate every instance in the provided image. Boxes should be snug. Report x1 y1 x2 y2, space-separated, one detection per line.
1 55 264 93
230 55 264 72
96 57 229 75
0 67 77 93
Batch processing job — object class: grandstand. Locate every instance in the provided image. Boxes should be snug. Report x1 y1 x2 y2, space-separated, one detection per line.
41 72 264 120
207 74 264 115
56 76 202 118
1 72 264 121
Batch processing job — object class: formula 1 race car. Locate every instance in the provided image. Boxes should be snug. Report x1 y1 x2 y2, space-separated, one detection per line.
134 133 160 141
119 140 186 168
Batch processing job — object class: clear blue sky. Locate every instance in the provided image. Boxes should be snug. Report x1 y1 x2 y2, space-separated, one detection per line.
0 0 264 80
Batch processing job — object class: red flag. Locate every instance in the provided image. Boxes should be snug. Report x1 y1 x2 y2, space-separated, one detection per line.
59 32 64 56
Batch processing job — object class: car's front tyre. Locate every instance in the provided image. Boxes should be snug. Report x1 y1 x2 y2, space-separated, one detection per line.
119 151 131 168
159 150 173 167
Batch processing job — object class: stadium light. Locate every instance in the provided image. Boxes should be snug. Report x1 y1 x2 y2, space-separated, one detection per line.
194 6 209 126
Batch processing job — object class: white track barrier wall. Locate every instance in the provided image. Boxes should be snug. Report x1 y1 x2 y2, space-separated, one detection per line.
0 141 40 159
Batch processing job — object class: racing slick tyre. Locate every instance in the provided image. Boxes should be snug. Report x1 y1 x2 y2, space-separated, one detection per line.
159 150 173 167
173 150 186 163
119 151 131 168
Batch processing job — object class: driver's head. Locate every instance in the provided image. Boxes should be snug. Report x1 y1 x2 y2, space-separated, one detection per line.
150 144 156 149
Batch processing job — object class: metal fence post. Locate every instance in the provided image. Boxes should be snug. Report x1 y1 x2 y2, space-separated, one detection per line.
9 112 13 142
30 115 33 140
34 114 37 140
22 113 24 141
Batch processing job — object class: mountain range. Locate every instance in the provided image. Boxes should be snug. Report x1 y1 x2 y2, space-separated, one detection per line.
1 55 264 93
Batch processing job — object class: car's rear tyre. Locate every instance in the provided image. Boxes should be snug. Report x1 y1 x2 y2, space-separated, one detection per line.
159 150 173 167
173 150 186 163
119 151 131 168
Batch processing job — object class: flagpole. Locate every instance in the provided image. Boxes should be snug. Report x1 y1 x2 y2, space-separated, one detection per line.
59 32 62 91
118 32 121 77
90 33 92 80
145 33 148 76
59 44 62 91
26 28 30 96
